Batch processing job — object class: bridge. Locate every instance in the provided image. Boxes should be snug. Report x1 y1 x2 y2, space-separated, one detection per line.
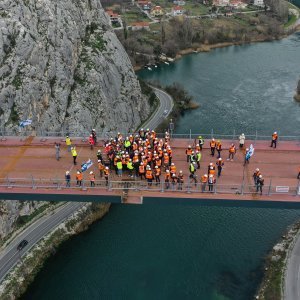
0 134 299 204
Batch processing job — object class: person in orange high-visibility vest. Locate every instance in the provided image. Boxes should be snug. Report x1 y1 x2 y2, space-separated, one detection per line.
165 170 170 189
207 163 215 176
201 174 208 192
145 166 153 186
270 131 278 148
227 144 236 161
186 145 193 162
210 138 216 157
216 158 224 177
163 153 169 170
139 163 145 180
177 170 184 190
104 167 109 186
89 171 95 187
170 163 176 176
154 166 161 184
98 160 105 177
216 140 222 158
76 171 83 187
167 146 172 165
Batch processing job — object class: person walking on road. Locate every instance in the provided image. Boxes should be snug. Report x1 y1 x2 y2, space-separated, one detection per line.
201 174 208 192
177 170 184 190
65 136 72 152
198 136 204 151
208 174 216 192
65 171 71 187
244 148 250 166
71 147 77 165
253 168 261 188
239 133 245 148
104 166 109 186
186 145 193 162
210 138 216 157
270 131 278 148
256 175 264 195
196 150 202 169
55 142 60 161
216 140 222 158
89 134 95 150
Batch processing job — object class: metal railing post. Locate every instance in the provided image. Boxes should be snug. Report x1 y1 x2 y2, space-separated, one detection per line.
160 180 164 192
214 182 217 194
187 177 191 193
31 175 35 189
241 182 244 195
211 129 214 139
268 178 272 196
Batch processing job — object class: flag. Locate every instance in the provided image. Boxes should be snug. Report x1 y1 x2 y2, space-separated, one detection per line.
19 119 32 128
246 144 255 160
81 159 93 172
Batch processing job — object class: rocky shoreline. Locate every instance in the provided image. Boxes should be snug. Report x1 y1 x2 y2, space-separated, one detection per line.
0 202 111 300
255 220 300 300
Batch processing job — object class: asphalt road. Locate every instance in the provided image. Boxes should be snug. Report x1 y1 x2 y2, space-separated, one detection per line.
284 232 300 300
0 202 83 283
0 86 174 285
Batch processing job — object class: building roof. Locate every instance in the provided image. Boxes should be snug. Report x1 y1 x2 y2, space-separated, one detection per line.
132 22 150 27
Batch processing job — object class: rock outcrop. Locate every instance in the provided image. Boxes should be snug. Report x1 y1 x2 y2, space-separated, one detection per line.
0 0 150 239
0 0 150 135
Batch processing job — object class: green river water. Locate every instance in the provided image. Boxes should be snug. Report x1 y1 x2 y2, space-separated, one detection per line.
22 34 300 300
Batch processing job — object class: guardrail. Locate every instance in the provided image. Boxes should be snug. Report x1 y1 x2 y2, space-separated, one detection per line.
0 177 299 197
1 128 300 143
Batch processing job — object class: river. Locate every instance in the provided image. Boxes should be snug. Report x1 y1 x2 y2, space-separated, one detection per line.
22 35 300 299
139 33 300 136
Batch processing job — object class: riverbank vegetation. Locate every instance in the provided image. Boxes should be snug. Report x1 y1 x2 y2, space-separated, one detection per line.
256 221 300 300
0 203 111 300
116 0 294 68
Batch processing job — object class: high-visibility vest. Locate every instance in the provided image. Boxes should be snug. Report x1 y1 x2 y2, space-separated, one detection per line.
186 149 192 155
124 140 131 148
163 155 169 164
196 145 201 152
127 162 134 170
208 167 215 175
201 176 207 183
156 159 161 167
133 155 139 163
167 149 172 157
71 148 77 157
155 168 161 176
104 169 109 176
146 170 153 179
178 174 184 182
210 141 216 148
229 146 236 153
139 165 145 173
165 173 170 181
170 165 176 173
272 134 278 140
116 161 123 170
76 173 83 181
98 163 104 170
216 143 222 150
66 138 72 146
190 164 195 172
196 152 202 162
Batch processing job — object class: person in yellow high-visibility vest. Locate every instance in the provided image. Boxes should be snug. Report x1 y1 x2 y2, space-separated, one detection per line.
71 147 77 165
65 136 72 152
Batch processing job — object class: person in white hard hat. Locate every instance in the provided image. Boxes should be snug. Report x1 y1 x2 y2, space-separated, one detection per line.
65 171 71 187
89 171 95 187
270 131 278 148
239 133 245 148
256 174 264 195
253 168 261 187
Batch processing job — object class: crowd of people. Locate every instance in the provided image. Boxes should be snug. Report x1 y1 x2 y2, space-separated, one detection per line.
60 129 294 195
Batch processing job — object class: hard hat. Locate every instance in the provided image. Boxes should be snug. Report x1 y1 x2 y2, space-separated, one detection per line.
90 171 93 174
147 128 149 131
98 159 101 162
188 145 191 148
90 134 93 137
209 174 213 177
256 168 259 171
141 128 144 131
171 163 174 166
242 133 245 136
105 166 109 169
259 175 262 178
179 170 183 173
192 151 194 154
231 144 234 146
166 170 170 172
140 162 143 165
77 171 80 174
210 162 213 166
246 148 249 151
129 159 132 161
218 158 222 160
196 144 199 146
204 174 208 177
92 129 95 131
66 171 70 175
71 147 74 150
193 162 196 165
97 149 101 152
274 131 277 134
155 166 158 169
212 138 215 141
172 174 176 177
66 135 69 138
198 136 202 138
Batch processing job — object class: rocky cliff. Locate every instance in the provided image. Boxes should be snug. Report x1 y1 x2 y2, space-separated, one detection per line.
0 0 150 239
0 0 150 135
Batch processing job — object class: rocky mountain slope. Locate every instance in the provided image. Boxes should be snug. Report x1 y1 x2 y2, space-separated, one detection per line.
0 0 149 135
0 0 150 239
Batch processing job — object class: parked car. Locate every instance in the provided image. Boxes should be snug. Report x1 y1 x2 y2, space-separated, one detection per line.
17 240 28 251
163 109 168 116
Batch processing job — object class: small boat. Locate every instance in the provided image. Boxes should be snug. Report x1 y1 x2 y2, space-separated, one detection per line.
148 67 152 71
164 62 169 65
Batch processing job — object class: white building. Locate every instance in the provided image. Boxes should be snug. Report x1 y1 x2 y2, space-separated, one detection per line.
253 0 264 6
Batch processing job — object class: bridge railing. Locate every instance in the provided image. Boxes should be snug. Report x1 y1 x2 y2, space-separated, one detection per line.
0 177 299 198
1 128 300 143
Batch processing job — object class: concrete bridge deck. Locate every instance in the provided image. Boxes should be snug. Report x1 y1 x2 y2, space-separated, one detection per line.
0 136 299 204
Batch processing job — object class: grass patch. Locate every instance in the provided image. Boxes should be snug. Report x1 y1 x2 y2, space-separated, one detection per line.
284 14 297 27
